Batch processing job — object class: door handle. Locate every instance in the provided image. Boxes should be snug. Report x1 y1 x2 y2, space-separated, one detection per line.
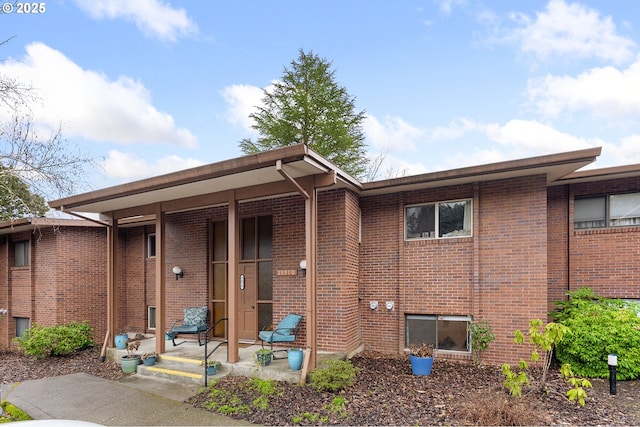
240 274 245 290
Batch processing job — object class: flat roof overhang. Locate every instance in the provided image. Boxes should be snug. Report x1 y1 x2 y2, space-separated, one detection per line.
49 143 361 215
48 145 603 215
361 147 603 196
0 217 104 235
551 163 640 186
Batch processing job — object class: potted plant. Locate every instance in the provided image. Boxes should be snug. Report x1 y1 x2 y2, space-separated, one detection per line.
408 343 434 376
254 348 273 367
141 352 159 366
201 359 221 375
120 340 141 374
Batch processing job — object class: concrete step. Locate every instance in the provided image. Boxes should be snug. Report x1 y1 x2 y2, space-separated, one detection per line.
136 354 225 385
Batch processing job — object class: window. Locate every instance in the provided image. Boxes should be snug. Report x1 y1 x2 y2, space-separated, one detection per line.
15 317 30 338
405 199 471 239
405 314 471 353
147 233 156 258
14 241 29 267
148 306 156 330
575 193 640 229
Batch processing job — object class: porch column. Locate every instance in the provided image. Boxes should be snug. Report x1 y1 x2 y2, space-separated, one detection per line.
305 180 318 369
155 207 166 354
227 192 239 362
107 218 117 346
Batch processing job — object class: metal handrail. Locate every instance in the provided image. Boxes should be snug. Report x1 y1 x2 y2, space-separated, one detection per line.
203 317 228 387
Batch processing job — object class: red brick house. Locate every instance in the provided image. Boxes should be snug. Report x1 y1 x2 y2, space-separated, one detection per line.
0 217 107 349
2 144 639 367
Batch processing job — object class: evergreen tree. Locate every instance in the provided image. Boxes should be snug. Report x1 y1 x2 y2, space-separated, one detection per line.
240 49 367 178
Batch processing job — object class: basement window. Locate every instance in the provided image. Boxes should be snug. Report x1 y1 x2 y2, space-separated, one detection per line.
405 314 471 353
15 317 30 338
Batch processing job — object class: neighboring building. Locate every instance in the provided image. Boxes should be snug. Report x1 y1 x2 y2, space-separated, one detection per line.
1 144 639 367
0 217 107 349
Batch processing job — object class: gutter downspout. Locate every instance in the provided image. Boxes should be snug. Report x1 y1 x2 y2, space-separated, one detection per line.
60 206 115 353
276 160 317 369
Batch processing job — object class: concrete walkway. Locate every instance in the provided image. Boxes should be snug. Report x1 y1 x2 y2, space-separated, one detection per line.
2 373 254 426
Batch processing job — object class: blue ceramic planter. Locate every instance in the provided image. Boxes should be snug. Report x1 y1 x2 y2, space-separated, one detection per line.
115 333 128 350
288 348 304 370
409 355 434 376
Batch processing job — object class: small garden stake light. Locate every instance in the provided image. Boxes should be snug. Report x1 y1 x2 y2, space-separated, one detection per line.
608 353 617 395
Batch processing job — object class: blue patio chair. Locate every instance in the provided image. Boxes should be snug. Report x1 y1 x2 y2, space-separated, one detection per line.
168 306 208 346
258 313 303 359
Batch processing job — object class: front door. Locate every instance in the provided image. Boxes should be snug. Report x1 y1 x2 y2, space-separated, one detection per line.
238 262 257 341
209 216 273 342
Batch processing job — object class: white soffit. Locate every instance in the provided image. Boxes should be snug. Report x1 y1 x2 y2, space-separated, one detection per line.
67 159 326 213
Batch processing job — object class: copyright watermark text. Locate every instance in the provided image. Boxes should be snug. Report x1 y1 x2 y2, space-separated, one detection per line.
2 2 46 14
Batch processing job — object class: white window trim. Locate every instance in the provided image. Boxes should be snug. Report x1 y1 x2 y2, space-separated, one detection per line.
148 306 156 330
147 233 156 258
404 198 473 240
405 314 472 354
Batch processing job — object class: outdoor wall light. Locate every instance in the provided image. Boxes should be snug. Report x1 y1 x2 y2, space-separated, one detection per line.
172 266 184 280
299 260 307 277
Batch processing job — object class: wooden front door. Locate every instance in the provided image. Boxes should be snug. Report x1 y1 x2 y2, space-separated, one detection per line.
238 262 257 341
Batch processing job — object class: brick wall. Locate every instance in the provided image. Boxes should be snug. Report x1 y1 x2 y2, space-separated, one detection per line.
359 176 549 365
547 186 570 314
0 226 107 349
568 178 640 299
477 176 548 364
317 189 361 354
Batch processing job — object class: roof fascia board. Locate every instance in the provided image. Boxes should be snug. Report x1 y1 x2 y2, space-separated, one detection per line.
552 163 640 186
49 143 310 211
362 147 602 195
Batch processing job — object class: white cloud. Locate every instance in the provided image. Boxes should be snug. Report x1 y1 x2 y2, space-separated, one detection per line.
102 150 204 180
363 114 425 151
526 57 640 119
484 119 597 152
506 0 635 64
73 0 197 42
220 84 264 132
430 118 483 142
601 134 640 165
0 43 197 147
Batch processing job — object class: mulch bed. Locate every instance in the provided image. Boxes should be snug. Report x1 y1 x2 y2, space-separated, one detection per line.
1 347 638 425
190 351 640 426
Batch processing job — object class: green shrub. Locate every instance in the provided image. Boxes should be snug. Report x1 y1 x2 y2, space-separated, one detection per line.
15 321 94 358
310 359 360 392
553 288 640 380
469 319 495 366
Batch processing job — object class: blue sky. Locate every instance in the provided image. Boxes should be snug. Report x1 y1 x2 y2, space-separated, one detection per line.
1 0 640 193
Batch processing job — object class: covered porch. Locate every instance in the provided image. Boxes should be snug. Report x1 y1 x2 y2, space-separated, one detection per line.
49 144 362 370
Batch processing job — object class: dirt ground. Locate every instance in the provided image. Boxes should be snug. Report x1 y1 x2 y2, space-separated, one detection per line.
1 347 639 426
190 351 640 426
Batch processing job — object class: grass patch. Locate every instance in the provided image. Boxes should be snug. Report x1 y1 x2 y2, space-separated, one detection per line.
198 377 283 416
0 400 32 423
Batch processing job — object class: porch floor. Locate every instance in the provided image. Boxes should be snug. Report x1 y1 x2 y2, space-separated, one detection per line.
106 335 341 387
